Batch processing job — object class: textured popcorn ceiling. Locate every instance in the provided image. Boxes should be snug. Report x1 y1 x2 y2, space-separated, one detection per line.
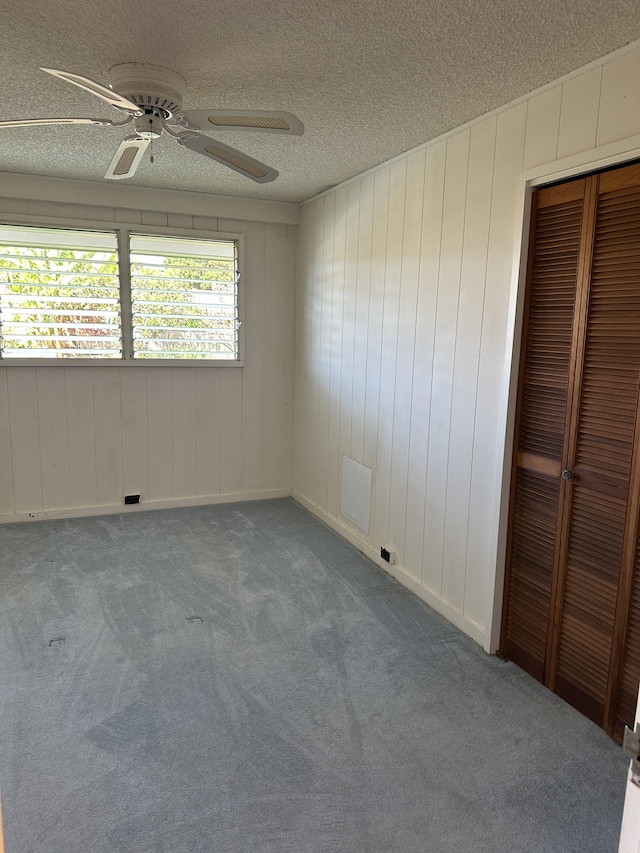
2 0 640 203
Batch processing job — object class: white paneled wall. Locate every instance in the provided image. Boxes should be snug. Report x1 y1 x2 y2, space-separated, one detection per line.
0 194 296 520
293 41 640 649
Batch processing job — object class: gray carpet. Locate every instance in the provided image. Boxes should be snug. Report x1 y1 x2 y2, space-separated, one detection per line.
0 498 627 852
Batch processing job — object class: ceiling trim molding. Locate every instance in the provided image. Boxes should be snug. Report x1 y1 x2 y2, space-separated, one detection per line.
302 36 640 206
0 172 300 226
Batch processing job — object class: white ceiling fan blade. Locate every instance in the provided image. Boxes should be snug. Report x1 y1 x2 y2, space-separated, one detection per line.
0 116 125 129
175 132 278 183
176 109 304 136
41 68 140 113
105 136 150 180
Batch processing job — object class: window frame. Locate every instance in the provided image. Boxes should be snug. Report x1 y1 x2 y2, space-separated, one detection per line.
0 214 245 367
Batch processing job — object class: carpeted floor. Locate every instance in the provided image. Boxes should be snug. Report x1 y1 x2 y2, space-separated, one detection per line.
0 498 627 852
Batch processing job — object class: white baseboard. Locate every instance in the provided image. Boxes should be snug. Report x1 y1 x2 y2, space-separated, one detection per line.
293 491 486 647
0 489 292 525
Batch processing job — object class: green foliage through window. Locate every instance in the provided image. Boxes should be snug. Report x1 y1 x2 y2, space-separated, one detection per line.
0 227 121 358
0 226 240 361
130 234 238 360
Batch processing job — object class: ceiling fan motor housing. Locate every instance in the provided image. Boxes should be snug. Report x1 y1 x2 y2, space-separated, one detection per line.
108 63 185 117
135 111 163 139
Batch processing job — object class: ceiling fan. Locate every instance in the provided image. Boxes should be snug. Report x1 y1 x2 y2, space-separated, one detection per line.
0 64 304 183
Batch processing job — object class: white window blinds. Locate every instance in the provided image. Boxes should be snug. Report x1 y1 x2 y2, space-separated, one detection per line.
129 234 239 360
0 225 121 358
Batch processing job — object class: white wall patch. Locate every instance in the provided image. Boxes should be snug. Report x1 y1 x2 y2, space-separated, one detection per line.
341 457 372 533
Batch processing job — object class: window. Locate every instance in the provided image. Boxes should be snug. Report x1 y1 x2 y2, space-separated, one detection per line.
130 235 238 360
0 226 121 359
0 224 241 363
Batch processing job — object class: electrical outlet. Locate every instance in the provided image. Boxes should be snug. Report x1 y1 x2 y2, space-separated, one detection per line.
380 547 397 564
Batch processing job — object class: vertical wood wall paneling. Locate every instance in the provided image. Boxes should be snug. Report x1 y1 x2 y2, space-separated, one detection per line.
596 49 640 147
241 222 266 493
362 167 391 521
422 131 470 598
372 160 407 550
171 368 197 499
7 368 42 513
557 68 603 160
114 208 142 225
27 200 58 219
388 151 425 560
469 103 527 636
310 196 330 508
293 204 316 499
292 203 315 498
0 204 295 518
65 367 97 508
326 187 349 519
140 211 168 228
36 367 70 510
218 368 242 495
0 198 28 216
120 368 149 500
309 197 328 508
405 141 446 583
338 183 361 534
216 220 243 233
444 118 497 612
195 367 220 496
85 206 116 223
262 223 289 490
167 213 193 231
0 370 14 515
93 367 123 506
522 88 562 171
192 216 219 232
58 204 87 221
283 224 297 489
295 44 640 648
146 367 174 501
350 173 375 470
236 222 265 492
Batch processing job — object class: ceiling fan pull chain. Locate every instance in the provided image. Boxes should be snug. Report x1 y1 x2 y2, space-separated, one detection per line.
149 119 155 164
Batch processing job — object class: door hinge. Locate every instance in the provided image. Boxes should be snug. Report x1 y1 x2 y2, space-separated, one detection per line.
623 723 640 788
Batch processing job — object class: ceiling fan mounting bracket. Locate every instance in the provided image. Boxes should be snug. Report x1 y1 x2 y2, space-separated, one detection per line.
108 63 185 117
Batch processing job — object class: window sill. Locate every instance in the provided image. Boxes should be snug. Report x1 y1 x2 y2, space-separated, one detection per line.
0 358 245 368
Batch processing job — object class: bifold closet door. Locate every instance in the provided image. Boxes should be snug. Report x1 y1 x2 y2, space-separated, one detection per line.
502 162 640 738
501 178 588 682
550 167 640 727
592 165 640 738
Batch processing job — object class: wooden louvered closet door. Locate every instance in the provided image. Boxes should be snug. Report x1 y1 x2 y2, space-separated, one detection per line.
501 161 640 741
